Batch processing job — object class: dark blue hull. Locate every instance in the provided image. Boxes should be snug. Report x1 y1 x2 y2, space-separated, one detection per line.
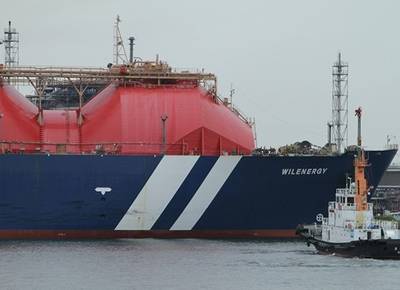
0 149 396 238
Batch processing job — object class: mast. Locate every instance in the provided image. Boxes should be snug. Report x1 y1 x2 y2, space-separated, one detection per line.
2 21 19 86
354 150 368 212
331 53 349 153
3 21 19 68
113 15 128 65
353 107 368 228
355 107 362 147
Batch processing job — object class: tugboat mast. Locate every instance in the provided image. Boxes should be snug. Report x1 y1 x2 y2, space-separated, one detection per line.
355 107 362 147
354 107 368 224
354 151 368 211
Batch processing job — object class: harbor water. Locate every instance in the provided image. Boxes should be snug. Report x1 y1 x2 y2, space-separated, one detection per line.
0 239 399 290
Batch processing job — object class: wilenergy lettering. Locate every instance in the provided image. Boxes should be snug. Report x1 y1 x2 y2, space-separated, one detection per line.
282 168 328 176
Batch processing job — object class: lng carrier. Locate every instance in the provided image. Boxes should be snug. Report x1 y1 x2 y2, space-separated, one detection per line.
0 19 396 239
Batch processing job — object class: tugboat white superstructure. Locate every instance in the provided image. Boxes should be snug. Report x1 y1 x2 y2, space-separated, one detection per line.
323 150 400 241
297 108 400 259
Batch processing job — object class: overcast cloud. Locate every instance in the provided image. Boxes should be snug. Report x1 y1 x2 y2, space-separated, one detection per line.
1 0 399 159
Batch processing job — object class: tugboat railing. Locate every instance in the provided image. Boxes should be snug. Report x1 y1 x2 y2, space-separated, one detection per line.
335 188 355 196
374 220 398 230
329 202 373 211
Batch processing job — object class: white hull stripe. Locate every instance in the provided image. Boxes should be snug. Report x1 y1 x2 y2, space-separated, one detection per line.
171 156 242 230
115 156 199 230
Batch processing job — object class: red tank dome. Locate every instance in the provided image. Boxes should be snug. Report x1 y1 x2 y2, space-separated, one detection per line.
0 84 40 152
80 85 255 155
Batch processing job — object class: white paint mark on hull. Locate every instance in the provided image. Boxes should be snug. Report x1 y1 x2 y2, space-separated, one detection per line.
171 156 241 230
115 156 199 230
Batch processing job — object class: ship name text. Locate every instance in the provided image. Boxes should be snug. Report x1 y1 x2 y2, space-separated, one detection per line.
281 168 328 176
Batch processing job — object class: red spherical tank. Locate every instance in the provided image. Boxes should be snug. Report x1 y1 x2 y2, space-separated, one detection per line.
81 85 255 155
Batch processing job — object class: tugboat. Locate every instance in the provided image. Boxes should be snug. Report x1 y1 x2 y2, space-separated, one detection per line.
297 108 400 259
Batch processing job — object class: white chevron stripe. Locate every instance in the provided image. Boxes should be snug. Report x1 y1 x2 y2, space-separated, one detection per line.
115 156 199 230
171 156 241 230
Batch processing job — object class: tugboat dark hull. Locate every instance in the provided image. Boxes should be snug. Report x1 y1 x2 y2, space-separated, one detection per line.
297 226 400 259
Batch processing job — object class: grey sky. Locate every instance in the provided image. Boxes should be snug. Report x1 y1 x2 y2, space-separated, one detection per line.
1 0 399 155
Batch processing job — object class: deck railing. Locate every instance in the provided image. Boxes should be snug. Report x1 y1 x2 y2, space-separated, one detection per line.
0 141 187 156
0 140 245 156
